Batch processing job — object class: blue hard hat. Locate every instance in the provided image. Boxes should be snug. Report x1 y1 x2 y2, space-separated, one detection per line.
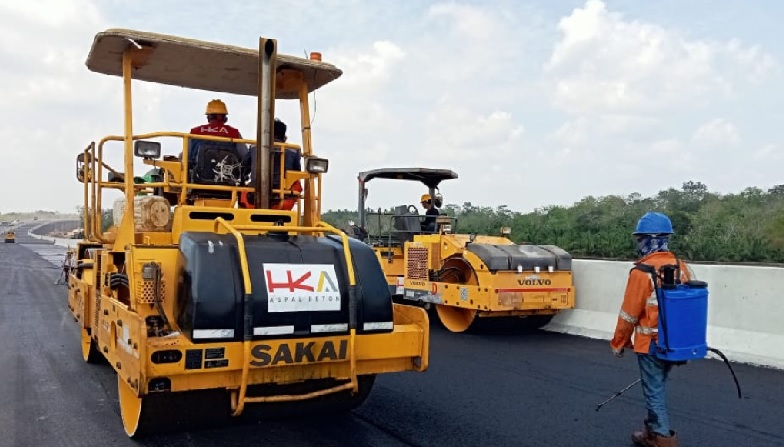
633 211 674 235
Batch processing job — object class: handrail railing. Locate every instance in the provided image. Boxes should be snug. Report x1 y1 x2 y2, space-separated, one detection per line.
361 210 458 253
87 132 306 239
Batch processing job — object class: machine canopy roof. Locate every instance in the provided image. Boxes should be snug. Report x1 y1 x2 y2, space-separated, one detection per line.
86 28 343 99
358 168 459 188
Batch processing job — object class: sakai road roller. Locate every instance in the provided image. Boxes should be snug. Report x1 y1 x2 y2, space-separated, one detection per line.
66 29 429 437
350 167 575 333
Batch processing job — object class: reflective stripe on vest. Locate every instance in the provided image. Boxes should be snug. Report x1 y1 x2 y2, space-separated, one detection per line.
635 325 658 335
619 310 638 324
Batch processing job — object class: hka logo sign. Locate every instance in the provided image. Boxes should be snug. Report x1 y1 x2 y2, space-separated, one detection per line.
197 125 232 134
263 263 342 313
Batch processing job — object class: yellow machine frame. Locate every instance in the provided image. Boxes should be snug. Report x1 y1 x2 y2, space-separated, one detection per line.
66 29 429 437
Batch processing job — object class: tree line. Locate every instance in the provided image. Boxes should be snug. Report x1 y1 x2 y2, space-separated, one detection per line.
72 180 784 264
321 181 784 264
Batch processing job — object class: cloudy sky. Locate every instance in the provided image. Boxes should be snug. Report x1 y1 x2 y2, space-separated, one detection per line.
1 0 782 214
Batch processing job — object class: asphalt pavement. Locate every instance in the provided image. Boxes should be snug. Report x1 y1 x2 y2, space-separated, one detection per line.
1 224 782 447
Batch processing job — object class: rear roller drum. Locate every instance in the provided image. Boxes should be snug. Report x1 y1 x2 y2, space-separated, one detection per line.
117 376 145 437
434 256 479 333
235 374 378 421
116 375 376 437
435 305 477 333
117 376 230 437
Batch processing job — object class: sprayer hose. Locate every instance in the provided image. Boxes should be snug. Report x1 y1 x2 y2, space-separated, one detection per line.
708 347 742 399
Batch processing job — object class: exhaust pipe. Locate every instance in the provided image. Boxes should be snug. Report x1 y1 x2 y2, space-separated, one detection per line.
255 38 277 209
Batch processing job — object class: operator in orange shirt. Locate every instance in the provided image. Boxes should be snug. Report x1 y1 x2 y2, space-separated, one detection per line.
190 99 243 139
238 118 302 210
611 211 692 447
186 99 247 179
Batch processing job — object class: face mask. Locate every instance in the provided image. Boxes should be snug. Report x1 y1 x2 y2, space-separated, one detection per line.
636 235 669 257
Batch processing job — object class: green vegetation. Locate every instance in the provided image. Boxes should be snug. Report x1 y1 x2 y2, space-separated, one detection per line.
322 181 784 264
74 206 114 232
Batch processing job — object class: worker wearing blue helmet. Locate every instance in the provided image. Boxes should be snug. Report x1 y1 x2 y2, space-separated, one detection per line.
611 211 693 447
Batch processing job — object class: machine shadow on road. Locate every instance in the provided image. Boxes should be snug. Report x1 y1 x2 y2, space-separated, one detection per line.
425 306 557 337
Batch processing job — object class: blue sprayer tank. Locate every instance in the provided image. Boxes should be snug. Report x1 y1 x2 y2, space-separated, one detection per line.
649 279 709 362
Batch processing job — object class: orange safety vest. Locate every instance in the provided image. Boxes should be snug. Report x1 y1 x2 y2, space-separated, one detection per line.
239 181 302 210
610 251 692 354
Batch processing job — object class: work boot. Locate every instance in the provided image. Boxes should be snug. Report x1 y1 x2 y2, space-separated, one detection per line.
653 431 678 447
631 421 656 446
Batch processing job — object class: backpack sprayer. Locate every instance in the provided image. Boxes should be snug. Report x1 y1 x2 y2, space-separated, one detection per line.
596 261 742 412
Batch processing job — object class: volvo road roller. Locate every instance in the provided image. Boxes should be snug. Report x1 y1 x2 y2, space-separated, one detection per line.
66 29 429 437
350 167 575 333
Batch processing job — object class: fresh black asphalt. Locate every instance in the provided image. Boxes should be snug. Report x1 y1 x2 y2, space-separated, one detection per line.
1 223 782 446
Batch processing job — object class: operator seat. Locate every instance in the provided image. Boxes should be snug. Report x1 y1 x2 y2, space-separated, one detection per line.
187 139 244 200
392 205 421 244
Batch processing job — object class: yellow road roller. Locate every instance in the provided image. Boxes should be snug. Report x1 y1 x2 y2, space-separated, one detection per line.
351 167 575 333
67 29 429 437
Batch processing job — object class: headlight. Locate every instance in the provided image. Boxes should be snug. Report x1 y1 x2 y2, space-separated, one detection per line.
305 157 329 174
134 140 161 159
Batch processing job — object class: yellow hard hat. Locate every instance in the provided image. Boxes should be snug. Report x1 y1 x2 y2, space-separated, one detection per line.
420 194 431 203
205 99 228 115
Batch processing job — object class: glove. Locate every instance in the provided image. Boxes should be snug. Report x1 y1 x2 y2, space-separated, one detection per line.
613 347 624 358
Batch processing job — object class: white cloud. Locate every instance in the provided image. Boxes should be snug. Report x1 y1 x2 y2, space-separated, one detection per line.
551 114 657 147
691 119 741 146
330 41 406 86
650 138 683 155
427 3 497 41
421 103 525 163
752 144 780 161
544 0 777 115
552 118 590 147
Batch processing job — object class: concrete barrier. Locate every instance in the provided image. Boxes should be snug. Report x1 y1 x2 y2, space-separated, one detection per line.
545 259 784 370
27 221 80 248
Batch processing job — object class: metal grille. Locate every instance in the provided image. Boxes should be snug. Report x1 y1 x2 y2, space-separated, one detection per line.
137 277 166 304
406 247 429 280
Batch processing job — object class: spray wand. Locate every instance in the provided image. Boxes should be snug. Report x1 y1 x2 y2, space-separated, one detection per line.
595 347 742 412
